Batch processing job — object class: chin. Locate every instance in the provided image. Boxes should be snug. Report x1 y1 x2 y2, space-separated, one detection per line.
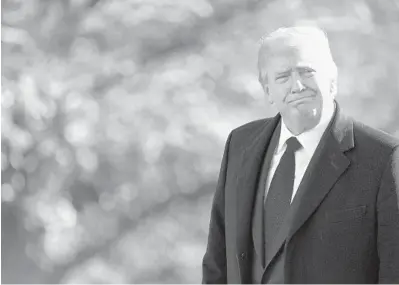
294 100 319 113
295 105 321 122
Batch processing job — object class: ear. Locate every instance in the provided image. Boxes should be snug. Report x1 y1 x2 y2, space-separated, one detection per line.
263 86 274 104
263 85 269 95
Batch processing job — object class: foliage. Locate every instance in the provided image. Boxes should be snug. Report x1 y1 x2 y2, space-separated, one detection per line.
2 0 399 283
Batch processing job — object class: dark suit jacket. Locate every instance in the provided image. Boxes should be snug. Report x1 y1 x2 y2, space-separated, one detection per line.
202 106 399 283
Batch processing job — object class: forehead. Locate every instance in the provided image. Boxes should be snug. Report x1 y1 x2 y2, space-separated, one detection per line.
267 47 318 73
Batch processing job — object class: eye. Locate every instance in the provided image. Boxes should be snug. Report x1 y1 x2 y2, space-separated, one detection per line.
301 69 315 78
275 75 289 83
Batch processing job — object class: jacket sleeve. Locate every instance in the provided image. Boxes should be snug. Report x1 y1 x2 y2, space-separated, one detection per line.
377 145 399 283
202 132 232 284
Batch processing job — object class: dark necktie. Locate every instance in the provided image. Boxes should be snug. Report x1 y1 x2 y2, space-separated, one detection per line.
264 136 302 262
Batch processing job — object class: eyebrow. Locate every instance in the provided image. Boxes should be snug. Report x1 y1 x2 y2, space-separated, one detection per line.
297 66 315 71
275 69 292 77
275 66 315 77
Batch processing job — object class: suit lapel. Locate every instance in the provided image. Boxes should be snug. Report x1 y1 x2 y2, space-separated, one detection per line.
235 114 281 255
288 105 354 240
263 104 355 271
252 122 281 266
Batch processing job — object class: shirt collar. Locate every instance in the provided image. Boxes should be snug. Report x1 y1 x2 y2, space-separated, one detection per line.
276 105 335 155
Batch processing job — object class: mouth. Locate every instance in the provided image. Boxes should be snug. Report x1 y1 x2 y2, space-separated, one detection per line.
287 95 315 103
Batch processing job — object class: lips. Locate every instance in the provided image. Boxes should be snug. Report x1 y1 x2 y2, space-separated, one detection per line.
287 95 315 103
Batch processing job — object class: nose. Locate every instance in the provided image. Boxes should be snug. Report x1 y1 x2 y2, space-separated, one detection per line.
291 72 305 94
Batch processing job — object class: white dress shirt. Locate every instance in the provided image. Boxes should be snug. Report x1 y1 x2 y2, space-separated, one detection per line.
265 106 335 204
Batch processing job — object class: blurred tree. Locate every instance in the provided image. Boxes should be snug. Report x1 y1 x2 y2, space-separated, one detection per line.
2 0 399 283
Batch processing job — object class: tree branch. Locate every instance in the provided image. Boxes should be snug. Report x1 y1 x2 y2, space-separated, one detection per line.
45 181 216 283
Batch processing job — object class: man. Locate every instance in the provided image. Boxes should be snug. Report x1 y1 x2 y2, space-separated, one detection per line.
202 26 399 284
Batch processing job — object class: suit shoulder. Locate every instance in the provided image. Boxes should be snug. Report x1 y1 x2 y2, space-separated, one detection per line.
353 120 399 151
224 117 276 151
231 118 271 136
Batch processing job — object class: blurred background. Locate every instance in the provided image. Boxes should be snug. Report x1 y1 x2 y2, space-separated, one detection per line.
1 0 399 283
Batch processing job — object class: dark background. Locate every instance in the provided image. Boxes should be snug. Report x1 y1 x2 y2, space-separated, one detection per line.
2 0 399 283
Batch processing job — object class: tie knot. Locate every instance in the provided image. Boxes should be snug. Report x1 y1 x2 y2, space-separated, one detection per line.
285 137 301 153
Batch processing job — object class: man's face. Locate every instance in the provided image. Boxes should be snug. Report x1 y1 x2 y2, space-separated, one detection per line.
263 46 335 132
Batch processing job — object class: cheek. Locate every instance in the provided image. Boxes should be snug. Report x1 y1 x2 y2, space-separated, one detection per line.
312 75 331 93
304 77 320 90
269 88 286 103
270 84 290 97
